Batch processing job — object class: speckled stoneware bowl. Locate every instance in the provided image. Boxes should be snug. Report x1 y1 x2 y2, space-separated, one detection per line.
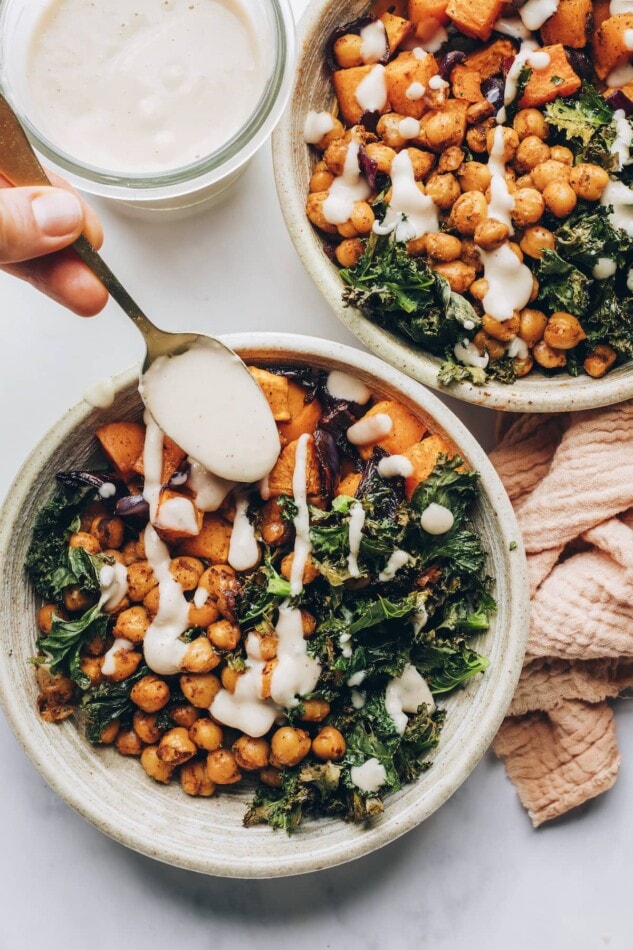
0 333 528 878
272 0 633 413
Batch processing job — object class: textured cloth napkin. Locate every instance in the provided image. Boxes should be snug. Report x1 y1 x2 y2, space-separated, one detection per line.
490 402 633 826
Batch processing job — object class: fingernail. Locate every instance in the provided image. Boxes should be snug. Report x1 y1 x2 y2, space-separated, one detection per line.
32 191 83 236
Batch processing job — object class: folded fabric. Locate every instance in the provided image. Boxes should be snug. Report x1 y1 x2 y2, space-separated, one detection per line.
490 401 633 826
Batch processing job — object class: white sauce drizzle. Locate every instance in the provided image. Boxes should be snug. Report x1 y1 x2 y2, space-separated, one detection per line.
498 39 538 124
211 646 277 737
593 257 618 280
518 0 560 32
290 433 312 597
610 109 633 170
347 501 366 578
193 586 209 609
420 502 455 535
416 27 448 53
385 664 436 735
339 633 353 659
347 412 393 445
507 336 530 360
323 138 371 226
98 562 128 611
228 494 259 571
611 0 633 12
493 16 531 39
347 670 367 687
487 125 515 231
101 638 134 676
154 495 200 536
412 603 428 635
351 689 366 709
405 81 426 101
377 454 414 479
187 459 235 512
625 28 633 51
428 74 449 91
372 148 439 242
83 376 115 408
379 549 409 582
259 474 271 501
398 117 421 139
303 110 334 145
454 339 489 369
360 21 388 63
269 603 322 707
600 179 633 237
606 62 633 88
326 370 371 404
528 51 551 70
350 758 387 792
628 268 633 292
355 63 388 113
98 481 116 499
480 244 534 321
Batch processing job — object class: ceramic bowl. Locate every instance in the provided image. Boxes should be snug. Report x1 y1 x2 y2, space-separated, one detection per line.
0 332 528 877
272 0 633 413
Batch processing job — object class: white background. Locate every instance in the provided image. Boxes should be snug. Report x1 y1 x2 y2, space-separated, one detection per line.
0 1 631 947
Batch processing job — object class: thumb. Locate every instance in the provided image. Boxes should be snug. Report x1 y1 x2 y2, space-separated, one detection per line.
0 186 84 265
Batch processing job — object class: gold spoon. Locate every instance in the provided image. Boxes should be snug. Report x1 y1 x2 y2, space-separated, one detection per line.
0 92 280 482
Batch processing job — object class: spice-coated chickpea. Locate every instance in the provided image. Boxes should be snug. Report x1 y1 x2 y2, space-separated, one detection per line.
531 159 571 192
511 188 545 228
457 161 491 193
323 140 349 177
189 718 224 751
543 311 587 350
312 727 347 762
206 748 242 785
533 340 567 369
425 232 463 262
188 597 220 629
116 727 144 757
180 672 222 708
169 556 204 591
543 180 577 218
333 33 363 68
220 667 242 693
513 108 549 141
309 166 334 193
270 727 311 768
133 710 164 744
514 135 550 173
69 531 101 555
514 355 534 377
376 112 410 150
260 766 283 789
103 647 142 682
407 234 427 257
180 760 216 797
466 119 495 154
432 260 477 294
181 637 221 674
460 238 482 270
301 610 317 638
424 173 460 210
306 192 338 234
520 225 555 259
131 674 171 713
423 110 465 151
37 602 66 634
466 99 495 126
141 745 174 784
121 537 145 565
514 173 534 190
157 727 197 765
473 331 505 360
249 631 278 660
473 219 509 251
207 619 241 651
63 584 96 613
364 142 397 174
519 309 548 347
486 125 519 161
281 552 319 584
232 736 271 771
469 277 488 302
100 720 120 745
482 312 520 342
549 145 573 166
335 238 364 268
450 190 488 235
198 564 238 601
79 656 103 687
406 147 436 180
351 201 375 235
126 561 157 602
90 515 125 550
438 145 464 173
337 219 359 239
584 344 617 378
319 117 346 150
300 698 332 722
169 703 201 729
569 163 609 201
113 605 150 643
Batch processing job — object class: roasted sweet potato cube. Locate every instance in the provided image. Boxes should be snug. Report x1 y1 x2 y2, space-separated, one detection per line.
336 472 362 497
380 11 413 52
154 489 203 544
593 14 633 80
446 0 504 40
408 0 450 34
593 0 612 31
177 513 232 562
332 64 390 126
268 437 321 498
540 0 592 48
384 51 438 118
248 366 290 421
357 400 427 460
519 44 581 107
463 38 517 80
277 382 322 444
96 422 145 481
451 64 484 101
132 433 187 484
402 434 455 499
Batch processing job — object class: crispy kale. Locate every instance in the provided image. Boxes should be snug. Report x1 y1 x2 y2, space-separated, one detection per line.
536 249 593 318
25 485 89 601
544 82 617 165
584 276 633 358
437 356 489 388
553 204 631 271
82 663 150 743
37 601 108 690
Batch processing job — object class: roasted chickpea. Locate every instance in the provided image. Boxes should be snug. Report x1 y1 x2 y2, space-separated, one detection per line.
337 219 358 239
432 260 477 294
375 112 410 149
182 637 221 674
141 745 174 784
221 667 242 693
511 188 545 228
84 631 107 656
189 718 224 751
335 239 364 269
180 760 216 797
259 499 290 547
143 584 160 618
169 556 204 591
69 531 101 555
460 238 482 270
301 610 317 638
423 110 465 151
530 275 540 303
232 736 270 771
248 631 278 660
322 140 349 177
350 201 375 235
425 232 463 262
405 147 436 180
482 312 520 342
188 597 220 629
549 145 573 166
207 619 241 651
466 119 495 154
281 552 319 584
457 160 491 193
425 172 461 210
543 180 577 218
198 564 238 603
116 727 143 757
473 330 505 360
157 727 196 765
79 656 103 687
469 276 489 302
584 344 618 378
131 674 171 713
180 672 222 708
309 166 334 193
569 163 609 201
509 241 524 262
206 748 242 785
133 710 164 744
90 515 125 550
364 141 397 174
531 159 571 192
513 108 549 141
319 117 346 150
63 585 96 613
300 698 332 722
260 766 283 788
514 355 534 377
100 720 120 745
473 219 509 251
514 136 550 173
520 225 555 259
519 308 548 347
543 311 587 350
113 605 150 644
312 726 347 762
333 33 363 68
486 125 519 161
103 647 142 682
515 173 534 190
270 726 311 768
169 703 201 729
438 145 464 173
37 602 66 634
121 537 145 565
533 340 567 369
407 234 427 257
306 192 338 234
450 190 488 236
126 561 157 602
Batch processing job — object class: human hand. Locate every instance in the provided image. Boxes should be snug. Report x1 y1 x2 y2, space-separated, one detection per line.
0 172 108 316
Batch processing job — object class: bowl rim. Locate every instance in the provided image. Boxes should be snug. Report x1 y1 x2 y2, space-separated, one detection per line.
271 0 633 414
0 332 529 877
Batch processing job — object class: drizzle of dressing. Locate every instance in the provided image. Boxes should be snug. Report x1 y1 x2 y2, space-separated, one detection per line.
339 632 353 659
269 603 322 707
412 603 428 635
154 495 200 536
606 62 633 87
326 370 371 404
351 690 366 709
304 110 334 145
600 179 633 237
290 433 312 596
378 549 409 582
428 74 448 91
355 64 388 113
528 51 551 70
377 454 414 479
372 148 439 242
420 502 454 535
83 376 115 408
98 562 128 611
454 339 489 370
610 0 633 12
480 244 534 322
187 459 235 512
98 481 116 499
193 586 209 609
347 670 367 687
625 28 633 50
610 109 633 170
101 638 134 676
628 268 633 292
498 39 538 123
398 117 421 139
415 26 448 53
323 138 371 225
487 125 515 231
385 664 436 735
350 758 387 792
493 16 531 39
360 21 388 63
593 257 618 280
347 412 393 446
141 339 280 483
405 81 426 101
347 501 366 577
211 647 277 737
506 336 530 360
228 493 259 571
518 0 560 31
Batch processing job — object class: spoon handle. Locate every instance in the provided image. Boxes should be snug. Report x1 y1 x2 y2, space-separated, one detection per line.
0 92 159 341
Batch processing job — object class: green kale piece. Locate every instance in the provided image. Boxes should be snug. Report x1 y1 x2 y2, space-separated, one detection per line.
82 663 150 743
394 708 445 784
410 456 479 525
486 357 518 385
506 65 532 124
584 276 633 359
26 485 89 601
244 764 347 832
554 204 631 271
536 249 593 318
544 83 616 165
437 356 489 388
237 552 291 629
413 639 489 694
37 601 108 690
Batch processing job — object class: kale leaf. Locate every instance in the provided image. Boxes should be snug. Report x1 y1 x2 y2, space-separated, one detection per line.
37 601 107 690
584 276 633 358
437 356 489 388
544 82 616 165
536 249 593 318
554 204 631 271
82 663 150 743
26 485 89 601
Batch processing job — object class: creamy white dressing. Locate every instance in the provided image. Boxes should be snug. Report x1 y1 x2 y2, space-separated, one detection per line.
355 64 388 113
351 690 366 709
211 647 277 737
487 125 516 231
498 39 538 124
98 482 116 500
606 62 633 87
347 670 367 687
154 495 200 536
398 117 421 139
228 493 259 571
528 51 551 70
518 0 560 31
420 502 455 535
611 0 633 12
187 459 236 512
339 633 353 659
360 21 388 63
141 339 280 483
259 474 271 501
378 549 409 582
26 0 268 174
326 370 371 404
628 268 633 292
480 244 534 321
506 336 530 360
377 454 414 479
290 434 312 597
193 586 209 609
347 501 366 578
323 138 372 226
593 257 618 280
350 758 387 792
412 603 428 635
406 81 426 101
493 16 531 39
611 110 633 170
101 638 134 676
347 412 393 446
372 148 439 242
385 664 435 735
84 376 115 409
454 339 489 369
625 28 633 51
428 74 449 91
600 179 633 237
304 110 335 145
269 603 321 707
98 562 128 611
416 26 448 54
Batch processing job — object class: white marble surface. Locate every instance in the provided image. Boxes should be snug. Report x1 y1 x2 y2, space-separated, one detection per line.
0 3 632 946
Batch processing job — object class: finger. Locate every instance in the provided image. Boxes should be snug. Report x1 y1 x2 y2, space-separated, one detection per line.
0 186 86 264
0 171 104 250
5 250 109 317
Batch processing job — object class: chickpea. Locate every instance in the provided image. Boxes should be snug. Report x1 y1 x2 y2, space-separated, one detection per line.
533 340 567 369
486 125 519 162
322 140 349 177
514 173 534 190
100 720 120 745
543 180 577 218
460 238 482 271
509 241 524 262
482 312 520 342
260 766 284 788
103 647 142 682
249 631 278 660
298 699 330 724
143 585 160 618
306 192 338 234
469 277 489 302
309 166 334 193
350 201 375 235
319 117 346 150
569 163 609 202
375 112 409 150
406 147 436 181
423 110 466 152
79 656 103 687
473 219 509 252
260 499 291 547
69 531 101 555
232 736 270 771
543 311 587 350
131 674 171 713
514 136 550 173
180 672 221 708
432 260 477 294
199 564 238 603
189 718 224 751
333 33 363 68
157 727 196 765
116 727 144 757
169 704 201 729
133 710 164 744
457 161 491 194
513 108 549 141
37 602 66 634
270 727 311 768
514 355 534 377
450 190 488 236
466 100 495 125
335 238 364 268
337 219 358 239
520 225 555 259
221 667 242 693
126 561 157 602
438 145 464 173
425 173 461 210
182 637 221 674
206 748 242 785
113 605 150 644
169 556 204 591
426 232 462 262
180 760 216 797
548 144 573 165
530 275 540 303
103 549 126 565
188 597 220 629
584 344 618 378
531 159 571 193
84 632 107 656
312 726 347 762
519 309 548 347
364 141 397 174
121 537 145 565
473 330 505 360
90 515 125 550
466 119 495 154
207 619 241 651
141 745 174 784
63 585 96 613
510 187 545 228
281 552 319 584
301 610 317 638
407 234 427 257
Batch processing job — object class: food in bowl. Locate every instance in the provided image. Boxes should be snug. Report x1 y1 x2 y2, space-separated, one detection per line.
27 362 494 832
303 0 633 387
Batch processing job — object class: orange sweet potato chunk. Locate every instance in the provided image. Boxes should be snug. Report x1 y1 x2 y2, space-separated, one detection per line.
540 0 592 49
277 383 322 444
408 0 449 39
384 51 438 118
519 44 581 107
357 400 427 460
336 472 363 497
248 366 290 422
96 422 145 481
177 513 232 562
380 11 413 51
132 434 186 484
403 434 454 500
154 489 203 544
463 38 517 80
446 0 504 41
332 65 390 126
451 64 484 102
593 14 633 80
268 437 321 498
